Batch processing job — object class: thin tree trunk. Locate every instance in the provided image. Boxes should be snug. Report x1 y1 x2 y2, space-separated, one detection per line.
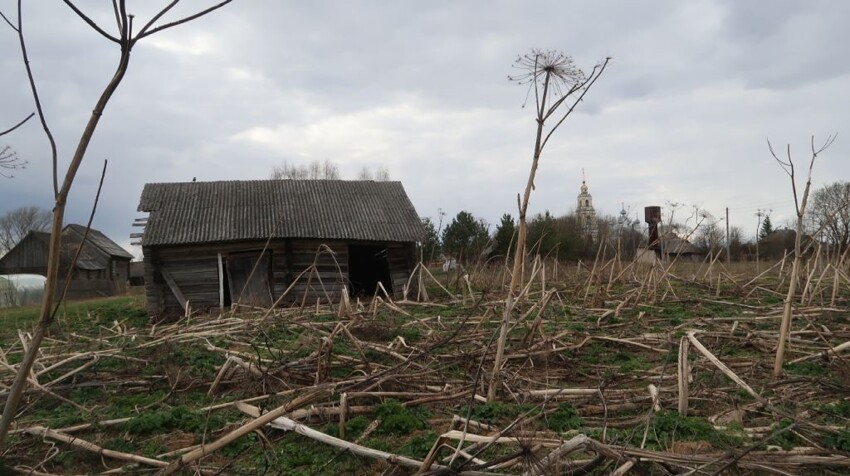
487 71 550 402
773 198 808 377
0 42 131 450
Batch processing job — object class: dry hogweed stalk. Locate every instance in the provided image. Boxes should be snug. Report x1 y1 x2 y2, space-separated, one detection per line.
509 49 588 104
489 49 610 402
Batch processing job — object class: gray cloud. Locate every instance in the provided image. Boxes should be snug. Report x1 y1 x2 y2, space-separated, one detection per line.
1 0 848 256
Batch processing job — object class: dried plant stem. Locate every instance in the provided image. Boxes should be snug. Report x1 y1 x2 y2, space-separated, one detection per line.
236 402 439 470
25 426 167 468
772 135 835 378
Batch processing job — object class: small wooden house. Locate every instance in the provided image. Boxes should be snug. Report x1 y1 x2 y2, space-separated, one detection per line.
0 225 133 299
635 232 706 264
136 180 424 317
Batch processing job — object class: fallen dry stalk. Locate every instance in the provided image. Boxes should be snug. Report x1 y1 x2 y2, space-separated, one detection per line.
25 426 167 468
236 402 442 470
687 331 765 404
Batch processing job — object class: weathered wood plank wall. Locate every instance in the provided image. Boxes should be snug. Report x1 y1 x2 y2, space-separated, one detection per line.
144 239 416 317
0 234 49 275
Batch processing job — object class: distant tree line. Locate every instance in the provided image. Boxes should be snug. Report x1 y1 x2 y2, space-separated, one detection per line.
270 159 390 181
418 208 645 265
0 206 51 256
423 180 850 265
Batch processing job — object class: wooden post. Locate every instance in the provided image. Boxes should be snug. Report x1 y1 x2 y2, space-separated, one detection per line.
217 253 224 310
339 392 348 441
677 336 689 416
725 207 731 262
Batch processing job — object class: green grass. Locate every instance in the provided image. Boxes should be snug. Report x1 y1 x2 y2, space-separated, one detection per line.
375 399 430 435
460 401 538 425
0 294 146 341
602 411 743 451
3 275 848 473
784 361 828 377
546 403 582 433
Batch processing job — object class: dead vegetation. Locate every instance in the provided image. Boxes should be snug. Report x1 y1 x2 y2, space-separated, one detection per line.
2 248 850 475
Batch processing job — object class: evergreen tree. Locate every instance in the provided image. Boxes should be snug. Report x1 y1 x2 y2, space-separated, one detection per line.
441 211 489 263
417 217 441 262
527 211 558 257
759 215 773 241
490 214 516 260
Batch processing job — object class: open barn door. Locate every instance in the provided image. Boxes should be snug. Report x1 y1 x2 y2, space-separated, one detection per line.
226 251 272 308
348 245 392 297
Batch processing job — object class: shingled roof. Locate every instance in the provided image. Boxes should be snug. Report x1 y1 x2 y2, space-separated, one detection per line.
64 224 134 260
138 180 425 246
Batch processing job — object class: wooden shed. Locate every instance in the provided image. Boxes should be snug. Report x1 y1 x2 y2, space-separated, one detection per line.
0 225 133 299
136 179 424 317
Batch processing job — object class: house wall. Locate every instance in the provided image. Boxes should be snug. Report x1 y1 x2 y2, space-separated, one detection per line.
112 258 130 285
1 234 130 297
0 234 49 275
143 238 416 317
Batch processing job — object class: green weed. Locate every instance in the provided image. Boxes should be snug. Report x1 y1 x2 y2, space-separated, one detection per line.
784 361 828 377
634 411 742 450
461 402 538 425
399 431 438 457
375 400 429 435
546 403 582 433
125 406 220 435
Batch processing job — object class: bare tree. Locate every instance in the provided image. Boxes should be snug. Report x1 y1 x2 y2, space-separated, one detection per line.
271 159 340 179
728 225 745 260
0 0 235 449
357 165 391 181
769 134 836 378
693 211 725 255
0 206 51 255
807 181 850 251
488 50 610 401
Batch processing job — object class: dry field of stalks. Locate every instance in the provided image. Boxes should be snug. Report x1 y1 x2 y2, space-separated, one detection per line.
1 253 849 475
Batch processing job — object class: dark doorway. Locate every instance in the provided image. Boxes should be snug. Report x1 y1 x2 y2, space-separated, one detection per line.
348 245 392 297
226 251 273 308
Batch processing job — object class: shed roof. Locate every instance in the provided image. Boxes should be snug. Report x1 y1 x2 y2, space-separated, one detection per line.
0 226 130 274
64 224 133 260
138 180 424 246
661 233 703 255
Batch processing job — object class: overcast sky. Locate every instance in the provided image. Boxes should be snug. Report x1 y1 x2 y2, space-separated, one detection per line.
1 1 848 258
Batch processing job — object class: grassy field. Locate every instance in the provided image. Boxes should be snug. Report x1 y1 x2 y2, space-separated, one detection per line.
0 294 148 342
1 259 849 475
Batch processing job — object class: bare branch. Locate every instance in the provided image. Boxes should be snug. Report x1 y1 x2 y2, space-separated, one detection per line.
540 57 611 150
13 0 60 196
0 9 18 31
813 133 837 155
118 0 128 43
0 112 34 137
111 0 121 33
135 0 234 41
61 0 120 43
542 81 584 121
135 0 180 39
0 0 235 449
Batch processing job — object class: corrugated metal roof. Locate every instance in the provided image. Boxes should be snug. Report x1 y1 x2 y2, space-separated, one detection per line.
137 180 425 246
661 233 704 255
64 224 134 259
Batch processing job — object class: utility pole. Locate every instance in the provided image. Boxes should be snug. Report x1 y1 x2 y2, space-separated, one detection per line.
755 209 764 273
726 207 730 262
